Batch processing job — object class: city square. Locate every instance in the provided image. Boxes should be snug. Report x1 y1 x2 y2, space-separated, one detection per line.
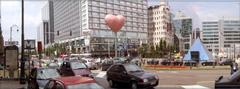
0 0 239 89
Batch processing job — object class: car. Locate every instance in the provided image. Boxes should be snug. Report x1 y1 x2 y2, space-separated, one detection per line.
59 60 92 77
106 64 159 89
82 58 98 70
112 57 128 63
101 59 114 71
27 68 60 89
219 59 233 65
201 61 216 66
44 76 105 89
215 70 240 89
184 61 197 66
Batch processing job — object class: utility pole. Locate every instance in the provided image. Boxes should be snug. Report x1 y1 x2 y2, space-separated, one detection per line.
20 0 25 84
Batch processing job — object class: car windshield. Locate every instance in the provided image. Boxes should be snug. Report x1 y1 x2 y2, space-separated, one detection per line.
67 83 104 89
71 62 87 69
229 70 240 80
125 64 143 72
37 69 60 79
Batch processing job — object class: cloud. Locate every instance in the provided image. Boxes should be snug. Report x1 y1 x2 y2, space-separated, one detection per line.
1 1 46 43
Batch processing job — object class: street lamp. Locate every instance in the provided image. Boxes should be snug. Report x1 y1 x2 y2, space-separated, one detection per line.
20 0 25 84
10 25 19 42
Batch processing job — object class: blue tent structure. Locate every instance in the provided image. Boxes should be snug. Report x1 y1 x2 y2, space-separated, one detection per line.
183 38 213 62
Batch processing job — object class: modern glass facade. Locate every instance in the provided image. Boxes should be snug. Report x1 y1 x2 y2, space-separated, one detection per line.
173 11 192 53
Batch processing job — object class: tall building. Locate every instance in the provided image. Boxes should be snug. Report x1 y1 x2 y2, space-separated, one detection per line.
221 17 240 59
148 0 174 47
52 0 148 57
190 28 201 44
202 17 240 59
173 11 192 53
202 21 223 58
40 0 54 47
0 0 4 64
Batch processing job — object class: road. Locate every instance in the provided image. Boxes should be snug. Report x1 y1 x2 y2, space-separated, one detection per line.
92 69 230 89
0 68 230 89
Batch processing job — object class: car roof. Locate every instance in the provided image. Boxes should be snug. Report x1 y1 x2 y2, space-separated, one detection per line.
55 76 96 85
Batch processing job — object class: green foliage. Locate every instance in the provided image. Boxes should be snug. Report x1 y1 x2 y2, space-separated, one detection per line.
138 39 179 58
44 43 67 57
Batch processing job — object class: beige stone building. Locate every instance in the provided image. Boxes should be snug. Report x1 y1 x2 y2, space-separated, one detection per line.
148 1 174 47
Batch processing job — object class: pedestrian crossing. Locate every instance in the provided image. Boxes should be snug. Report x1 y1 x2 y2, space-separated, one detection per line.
181 85 210 89
157 85 210 89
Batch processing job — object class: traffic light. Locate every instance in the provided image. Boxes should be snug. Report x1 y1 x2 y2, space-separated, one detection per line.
37 41 42 52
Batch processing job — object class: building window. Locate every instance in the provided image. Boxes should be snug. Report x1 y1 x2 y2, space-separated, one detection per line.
70 30 72 36
57 31 59 36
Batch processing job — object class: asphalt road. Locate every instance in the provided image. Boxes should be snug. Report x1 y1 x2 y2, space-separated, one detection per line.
92 69 230 89
0 68 230 89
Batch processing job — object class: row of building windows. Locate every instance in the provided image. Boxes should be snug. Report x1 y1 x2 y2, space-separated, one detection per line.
202 25 218 27
202 32 219 34
89 1 147 10
224 21 240 23
203 42 219 44
225 38 240 40
202 28 218 31
224 31 240 33
203 38 219 40
224 41 240 43
202 22 218 24
202 35 219 37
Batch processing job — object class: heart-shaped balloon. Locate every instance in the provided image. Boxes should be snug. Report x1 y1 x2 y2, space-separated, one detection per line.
105 14 125 32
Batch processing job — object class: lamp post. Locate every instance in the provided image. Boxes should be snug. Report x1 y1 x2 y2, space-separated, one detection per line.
20 0 25 84
10 25 19 42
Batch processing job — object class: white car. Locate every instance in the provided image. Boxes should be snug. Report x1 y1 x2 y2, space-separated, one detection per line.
83 58 98 70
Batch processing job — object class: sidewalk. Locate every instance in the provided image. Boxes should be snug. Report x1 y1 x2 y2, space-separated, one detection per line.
0 80 26 89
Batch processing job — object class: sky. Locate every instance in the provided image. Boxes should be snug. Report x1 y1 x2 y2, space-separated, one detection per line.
1 0 47 44
0 0 239 45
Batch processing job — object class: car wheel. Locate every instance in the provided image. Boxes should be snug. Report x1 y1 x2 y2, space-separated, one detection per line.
131 82 137 89
108 79 116 88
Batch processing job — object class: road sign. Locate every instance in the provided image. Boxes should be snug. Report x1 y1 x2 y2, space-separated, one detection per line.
5 41 18 46
24 40 35 49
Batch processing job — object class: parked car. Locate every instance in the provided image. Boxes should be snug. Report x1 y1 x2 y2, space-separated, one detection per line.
27 68 60 89
106 64 159 89
83 58 98 70
161 59 171 65
215 70 240 89
219 59 233 65
184 61 197 66
101 59 114 71
44 76 105 89
201 61 216 66
112 57 127 63
59 60 92 78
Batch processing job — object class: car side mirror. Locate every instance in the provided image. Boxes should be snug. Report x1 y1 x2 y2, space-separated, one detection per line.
123 71 127 75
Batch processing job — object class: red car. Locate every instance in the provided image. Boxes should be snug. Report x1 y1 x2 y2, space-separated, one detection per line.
44 76 105 89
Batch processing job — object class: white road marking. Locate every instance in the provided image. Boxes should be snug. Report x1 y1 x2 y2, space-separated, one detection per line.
96 71 106 78
181 85 210 89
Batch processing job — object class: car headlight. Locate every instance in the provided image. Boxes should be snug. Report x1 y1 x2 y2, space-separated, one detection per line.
143 79 148 82
155 75 159 79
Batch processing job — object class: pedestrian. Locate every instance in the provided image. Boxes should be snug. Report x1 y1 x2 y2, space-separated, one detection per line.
230 61 238 75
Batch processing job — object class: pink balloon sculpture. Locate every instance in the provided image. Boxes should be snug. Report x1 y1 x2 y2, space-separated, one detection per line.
105 14 125 32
